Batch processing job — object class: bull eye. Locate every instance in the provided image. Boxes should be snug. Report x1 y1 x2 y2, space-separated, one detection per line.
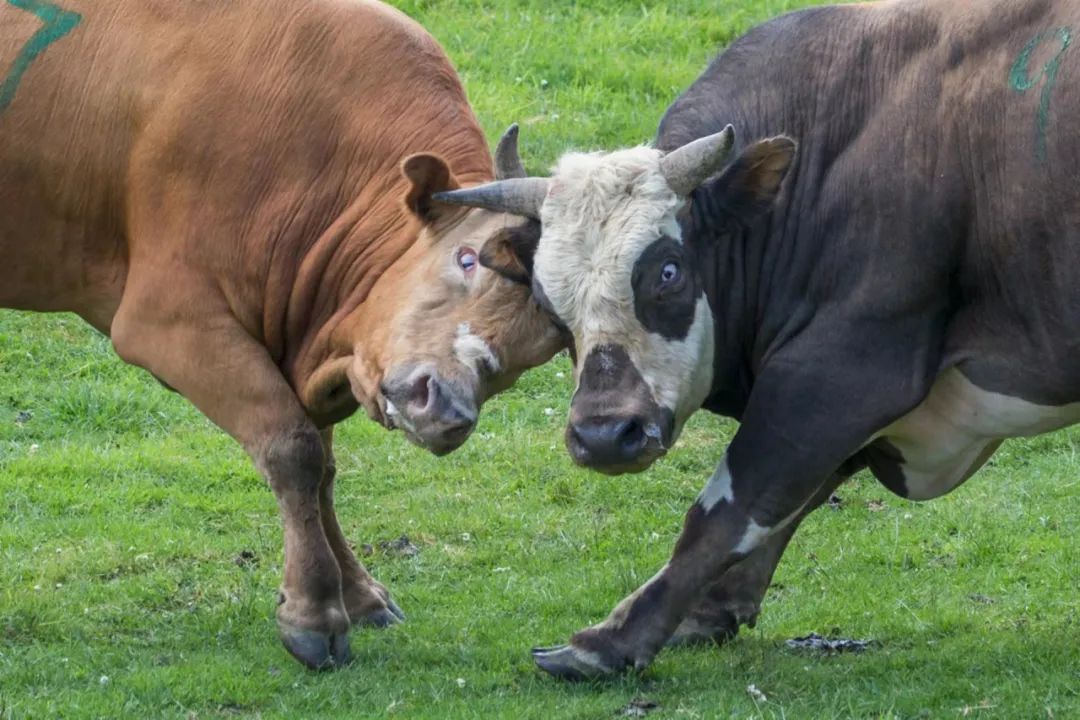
659 261 680 285
457 247 478 275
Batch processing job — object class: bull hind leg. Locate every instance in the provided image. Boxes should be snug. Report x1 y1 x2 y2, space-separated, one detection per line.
111 285 351 670
318 428 405 627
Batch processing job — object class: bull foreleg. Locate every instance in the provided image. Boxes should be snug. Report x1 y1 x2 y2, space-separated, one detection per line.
531 458 836 679
318 428 405 627
533 345 924 680
111 292 351 670
669 469 852 646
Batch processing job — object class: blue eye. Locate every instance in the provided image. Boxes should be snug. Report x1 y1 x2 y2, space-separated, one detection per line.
458 247 478 273
660 261 680 284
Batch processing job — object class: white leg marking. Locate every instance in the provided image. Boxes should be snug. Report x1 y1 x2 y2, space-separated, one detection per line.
733 519 770 555
454 322 501 375
732 498 809 556
697 455 734 513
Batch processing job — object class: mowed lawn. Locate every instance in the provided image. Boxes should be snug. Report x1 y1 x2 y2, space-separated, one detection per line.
2 0 1078 717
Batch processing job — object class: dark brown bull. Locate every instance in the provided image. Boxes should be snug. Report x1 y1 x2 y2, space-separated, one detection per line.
437 0 1080 679
0 0 560 668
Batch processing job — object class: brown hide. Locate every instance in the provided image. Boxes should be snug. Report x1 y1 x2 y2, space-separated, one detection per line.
0 0 561 668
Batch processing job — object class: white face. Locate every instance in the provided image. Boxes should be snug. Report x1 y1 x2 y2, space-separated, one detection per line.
531 147 716 471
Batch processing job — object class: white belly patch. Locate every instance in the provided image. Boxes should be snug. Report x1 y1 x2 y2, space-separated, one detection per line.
871 368 1080 500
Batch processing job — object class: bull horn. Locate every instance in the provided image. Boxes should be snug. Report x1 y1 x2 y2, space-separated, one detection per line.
432 177 549 220
659 125 736 196
494 123 526 180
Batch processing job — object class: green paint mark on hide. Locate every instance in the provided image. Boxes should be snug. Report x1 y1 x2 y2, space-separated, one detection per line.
0 0 82 113
1009 27 1072 161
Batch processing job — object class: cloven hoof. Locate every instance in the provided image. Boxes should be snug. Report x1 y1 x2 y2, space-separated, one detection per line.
531 644 624 681
357 597 406 628
278 622 353 671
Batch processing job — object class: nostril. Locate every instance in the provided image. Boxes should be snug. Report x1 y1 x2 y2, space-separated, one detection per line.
616 418 647 455
408 374 433 413
565 423 583 451
568 416 650 466
567 423 587 454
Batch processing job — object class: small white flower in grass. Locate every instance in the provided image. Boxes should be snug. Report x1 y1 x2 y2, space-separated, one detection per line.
29 443 39 454
33 584 41 591
543 408 555 417
456 678 466 688
555 372 565 379
747 684 767 703
461 532 471 542
903 513 913 520
99 675 110 686
55 582 62 589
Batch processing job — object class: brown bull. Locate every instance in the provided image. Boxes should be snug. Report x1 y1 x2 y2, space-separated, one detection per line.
0 0 560 668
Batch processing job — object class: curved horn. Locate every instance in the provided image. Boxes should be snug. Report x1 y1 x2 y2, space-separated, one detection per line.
494 123 526 180
659 125 736 196
432 177 549 220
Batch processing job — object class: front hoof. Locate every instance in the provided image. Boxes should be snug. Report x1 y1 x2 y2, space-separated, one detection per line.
531 644 622 681
278 622 353 670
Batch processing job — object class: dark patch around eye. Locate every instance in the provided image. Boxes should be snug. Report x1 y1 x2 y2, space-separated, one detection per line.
631 236 700 341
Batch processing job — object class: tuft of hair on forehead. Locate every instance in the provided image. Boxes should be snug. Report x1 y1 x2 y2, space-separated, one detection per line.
534 146 687 337
544 147 683 246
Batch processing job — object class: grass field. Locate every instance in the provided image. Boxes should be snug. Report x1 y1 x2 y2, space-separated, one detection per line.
2 0 1079 718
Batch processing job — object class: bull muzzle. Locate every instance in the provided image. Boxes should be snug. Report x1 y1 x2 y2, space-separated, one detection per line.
380 364 478 455
565 344 674 474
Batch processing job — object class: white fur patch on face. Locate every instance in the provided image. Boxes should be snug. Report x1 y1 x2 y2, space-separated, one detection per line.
533 147 714 431
697 455 734 513
383 399 416 434
454 322 501 376
636 294 714 439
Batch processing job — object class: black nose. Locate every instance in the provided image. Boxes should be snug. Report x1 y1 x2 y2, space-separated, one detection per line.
567 416 649 467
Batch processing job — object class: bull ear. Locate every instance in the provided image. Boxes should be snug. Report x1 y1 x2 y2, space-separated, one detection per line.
402 153 460 224
712 136 796 221
478 220 541 285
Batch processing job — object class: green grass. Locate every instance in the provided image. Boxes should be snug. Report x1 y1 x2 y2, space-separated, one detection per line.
2 1 1079 718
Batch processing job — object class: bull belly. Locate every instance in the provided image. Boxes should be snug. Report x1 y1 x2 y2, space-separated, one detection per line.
867 368 1080 500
